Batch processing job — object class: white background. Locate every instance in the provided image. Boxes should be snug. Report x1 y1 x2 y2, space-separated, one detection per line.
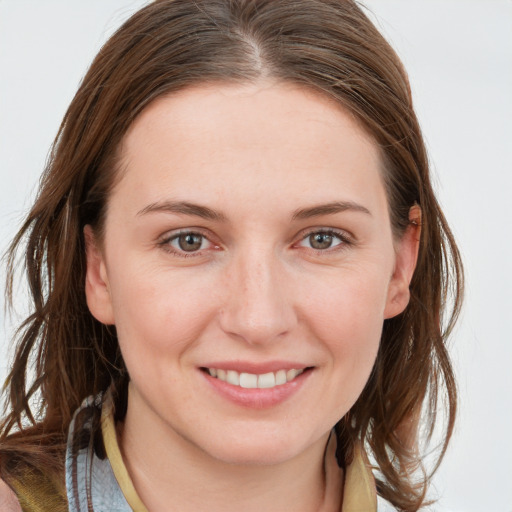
1 1 511 511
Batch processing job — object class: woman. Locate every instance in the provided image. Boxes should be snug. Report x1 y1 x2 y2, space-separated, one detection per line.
0 1 463 511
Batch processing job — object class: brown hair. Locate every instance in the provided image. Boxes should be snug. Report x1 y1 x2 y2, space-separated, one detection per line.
1 1 463 510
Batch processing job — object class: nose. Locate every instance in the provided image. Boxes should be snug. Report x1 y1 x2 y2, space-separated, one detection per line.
218 248 297 346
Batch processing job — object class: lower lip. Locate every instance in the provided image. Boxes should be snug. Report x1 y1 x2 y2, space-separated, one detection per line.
201 369 312 409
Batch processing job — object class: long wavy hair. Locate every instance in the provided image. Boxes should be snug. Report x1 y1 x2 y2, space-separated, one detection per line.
1 1 463 510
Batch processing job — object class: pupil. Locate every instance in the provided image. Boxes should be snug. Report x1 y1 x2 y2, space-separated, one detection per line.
178 234 202 251
310 233 332 250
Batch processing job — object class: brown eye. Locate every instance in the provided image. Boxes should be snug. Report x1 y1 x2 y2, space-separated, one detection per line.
161 230 216 257
309 232 334 250
177 233 204 252
297 230 347 252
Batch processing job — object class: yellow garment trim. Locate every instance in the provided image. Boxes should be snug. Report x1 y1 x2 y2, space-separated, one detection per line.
101 391 377 512
342 442 378 512
101 392 149 512
6 468 67 512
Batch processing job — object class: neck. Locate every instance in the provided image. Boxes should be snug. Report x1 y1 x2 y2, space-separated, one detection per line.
118 391 341 512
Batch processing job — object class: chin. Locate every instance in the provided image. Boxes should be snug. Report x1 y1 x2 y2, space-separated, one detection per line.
193 425 324 467
209 443 299 467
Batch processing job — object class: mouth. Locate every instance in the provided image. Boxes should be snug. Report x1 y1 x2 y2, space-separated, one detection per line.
200 364 313 408
200 367 312 390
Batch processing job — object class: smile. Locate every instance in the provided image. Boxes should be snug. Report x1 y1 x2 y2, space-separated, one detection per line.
206 368 305 389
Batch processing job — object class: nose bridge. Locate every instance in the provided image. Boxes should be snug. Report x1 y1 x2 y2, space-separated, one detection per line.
220 243 296 345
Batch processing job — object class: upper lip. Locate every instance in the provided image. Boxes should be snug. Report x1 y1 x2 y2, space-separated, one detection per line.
200 361 311 374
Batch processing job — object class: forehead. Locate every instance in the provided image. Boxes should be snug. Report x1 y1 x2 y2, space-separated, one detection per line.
113 82 386 217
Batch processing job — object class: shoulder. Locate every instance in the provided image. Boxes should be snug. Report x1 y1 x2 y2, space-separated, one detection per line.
0 478 22 512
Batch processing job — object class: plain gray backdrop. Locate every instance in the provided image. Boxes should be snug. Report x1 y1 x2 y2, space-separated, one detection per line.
1 1 511 511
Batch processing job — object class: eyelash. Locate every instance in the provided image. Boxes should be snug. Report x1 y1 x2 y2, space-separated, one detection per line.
158 229 215 258
157 228 353 258
297 228 353 254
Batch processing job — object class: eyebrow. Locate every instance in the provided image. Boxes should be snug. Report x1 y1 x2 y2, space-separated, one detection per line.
137 199 371 222
137 201 227 221
291 201 371 220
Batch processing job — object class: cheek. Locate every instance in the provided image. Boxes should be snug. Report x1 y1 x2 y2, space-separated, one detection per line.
301 266 389 341
300 270 387 398
107 259 217 360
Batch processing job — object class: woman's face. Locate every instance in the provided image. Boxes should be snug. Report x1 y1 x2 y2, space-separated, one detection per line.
85 82 417 466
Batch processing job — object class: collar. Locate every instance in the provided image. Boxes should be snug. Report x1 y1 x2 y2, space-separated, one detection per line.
101 392 377 512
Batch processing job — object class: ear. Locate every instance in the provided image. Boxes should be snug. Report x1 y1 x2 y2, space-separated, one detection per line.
384 206 421 319
84 225 115 325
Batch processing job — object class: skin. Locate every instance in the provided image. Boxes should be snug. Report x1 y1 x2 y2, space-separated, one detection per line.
85 82 419 512
0 479 21 512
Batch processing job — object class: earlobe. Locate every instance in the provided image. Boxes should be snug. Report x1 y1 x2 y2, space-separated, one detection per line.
84 225 115 325
384 206 421 319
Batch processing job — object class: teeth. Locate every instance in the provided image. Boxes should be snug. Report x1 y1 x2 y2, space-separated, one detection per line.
257 372 275 388
287 369 299 381
207 367 305 389
275 369 287 385
240 373 257 388
226 370 240 386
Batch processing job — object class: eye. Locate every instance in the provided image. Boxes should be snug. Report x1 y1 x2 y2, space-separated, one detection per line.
160 230 215 256
297 229 349 251
174 233 206 252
